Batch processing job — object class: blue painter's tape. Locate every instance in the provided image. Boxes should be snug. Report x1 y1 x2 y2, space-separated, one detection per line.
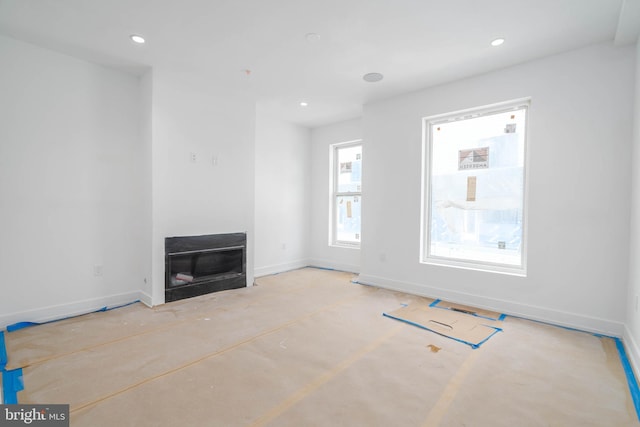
614 338 640 420
506 314 616 339
6 322 39 333
2 368 24 404
429 299 504 322
382 312 502 349
6 300 140 333
498 314 507 321
1 330 26 403
0 331 7 371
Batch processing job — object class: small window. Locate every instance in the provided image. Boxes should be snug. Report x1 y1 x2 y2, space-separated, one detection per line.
331 141 362 247
421 99 529 275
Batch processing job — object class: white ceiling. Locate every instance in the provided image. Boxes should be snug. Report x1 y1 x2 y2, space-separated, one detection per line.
0 0 638 128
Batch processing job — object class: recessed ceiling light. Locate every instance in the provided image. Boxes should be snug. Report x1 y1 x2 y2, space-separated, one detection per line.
363 72 384 83
491 38 505 46
305 33 321 42
130 34 146 44
300 102 308 107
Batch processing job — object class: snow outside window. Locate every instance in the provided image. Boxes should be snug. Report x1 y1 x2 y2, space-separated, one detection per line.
331 141 362 247
422 100 529 275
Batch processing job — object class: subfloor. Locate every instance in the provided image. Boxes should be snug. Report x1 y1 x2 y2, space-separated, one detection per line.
3 268 638 426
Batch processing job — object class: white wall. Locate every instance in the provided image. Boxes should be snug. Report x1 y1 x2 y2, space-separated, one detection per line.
139 70 153 301
309 118 362 272
254 110 311 277
359 42 635 336
625 39 640 373
0 35 149 327
150 70 256 305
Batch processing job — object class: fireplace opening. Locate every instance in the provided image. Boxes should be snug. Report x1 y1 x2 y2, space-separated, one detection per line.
165 233 246 302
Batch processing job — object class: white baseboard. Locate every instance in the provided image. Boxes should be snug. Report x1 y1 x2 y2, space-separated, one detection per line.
137 290 153 307
0 291 146 330
254 259 311 278
623 325 640 381
357 273 624 337
308 258 360 274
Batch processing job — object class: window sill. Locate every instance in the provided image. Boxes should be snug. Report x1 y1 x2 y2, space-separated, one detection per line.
422 257 526 277
330 243 361 250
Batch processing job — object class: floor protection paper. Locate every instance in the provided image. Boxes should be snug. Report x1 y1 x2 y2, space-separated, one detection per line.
383 303 502 348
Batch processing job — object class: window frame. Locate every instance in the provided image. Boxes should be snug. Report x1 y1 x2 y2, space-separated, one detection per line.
330 139 362 248
420 98 530 276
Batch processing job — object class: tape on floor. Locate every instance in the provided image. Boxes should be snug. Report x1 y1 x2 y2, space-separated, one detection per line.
500 317 639 421
70 288 370 414
6 300 140 332
0 331 7 371
0 332 24 404
429 299 505 322
382 312 502 349
8 280 332 370
2 368 23 404
422 349 481 426
614 338 640 420
250 324 402 427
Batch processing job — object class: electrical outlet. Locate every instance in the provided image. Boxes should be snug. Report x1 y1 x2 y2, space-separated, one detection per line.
190 152 197 163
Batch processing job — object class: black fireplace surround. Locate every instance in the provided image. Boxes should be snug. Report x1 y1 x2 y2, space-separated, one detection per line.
165 233 246 302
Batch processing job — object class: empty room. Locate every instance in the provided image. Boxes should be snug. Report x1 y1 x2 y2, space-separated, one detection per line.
1 0 640 426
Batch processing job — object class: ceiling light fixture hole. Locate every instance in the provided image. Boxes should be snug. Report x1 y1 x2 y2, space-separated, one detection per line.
305 33 321 42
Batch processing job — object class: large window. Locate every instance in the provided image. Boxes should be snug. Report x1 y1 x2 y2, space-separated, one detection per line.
331 141 362 247
421 99 529 275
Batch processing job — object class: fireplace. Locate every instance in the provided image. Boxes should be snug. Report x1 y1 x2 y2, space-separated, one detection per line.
165 233 246 302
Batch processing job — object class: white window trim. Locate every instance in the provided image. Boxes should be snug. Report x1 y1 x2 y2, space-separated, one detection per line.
330 139 362 249
420 98 531 276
